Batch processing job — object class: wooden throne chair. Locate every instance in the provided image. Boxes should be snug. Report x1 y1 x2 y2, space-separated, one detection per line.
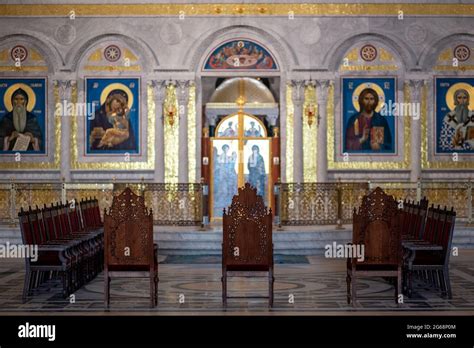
222 183 274 308
347 187 402 306
104 187 158 308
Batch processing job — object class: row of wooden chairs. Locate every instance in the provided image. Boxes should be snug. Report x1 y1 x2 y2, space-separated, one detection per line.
16 186 454 308
400 197 429 241
347 188 456 306
402 203 455 298
18 198 103 302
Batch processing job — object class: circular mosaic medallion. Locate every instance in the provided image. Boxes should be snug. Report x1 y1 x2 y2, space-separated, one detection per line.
360 44 377 62
104 45 121 62
10 45 28 62
454 44 470 62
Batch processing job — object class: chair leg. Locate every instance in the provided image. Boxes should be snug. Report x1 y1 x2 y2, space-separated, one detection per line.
433 270 440 290
407 269 413 298
402 266 408 295
31 270 39 291
104 272 110 308
22 268 33 303
427 270 434 287
154 274 159 306
149 274 155 308
351 275 357 307
67 267 73 295
268 268 274 308
61 271 68 298
222 270 227 308
438 269 447 296
396 269 402 305
443 268 452 299
346 273 351 304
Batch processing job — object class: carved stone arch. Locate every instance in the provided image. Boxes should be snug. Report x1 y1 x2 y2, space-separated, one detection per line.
68 33 158 73
419 33 474 72
324 32 415 73
0 33 62 73
187 25 298 73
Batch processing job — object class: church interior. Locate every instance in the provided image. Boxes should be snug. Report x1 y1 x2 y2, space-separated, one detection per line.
0 2 473 339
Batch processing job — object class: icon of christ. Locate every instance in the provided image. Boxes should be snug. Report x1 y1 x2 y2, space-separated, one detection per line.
344 87 392 152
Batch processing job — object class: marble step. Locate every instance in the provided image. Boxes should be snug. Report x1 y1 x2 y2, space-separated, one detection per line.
156 239 474 254
1 225 474 256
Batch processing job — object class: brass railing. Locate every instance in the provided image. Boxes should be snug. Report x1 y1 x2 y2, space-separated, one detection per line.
1 182 203 226
2 180 472 227
278 182 369 225
276 180 473 226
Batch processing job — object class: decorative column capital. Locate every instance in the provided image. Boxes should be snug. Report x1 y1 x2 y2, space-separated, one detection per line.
176 80 191 104
305 79 316 88
316 79 331 104
265 111 279 126
54 80 76 101
151 80 167 104
205 108 218 126
408 79 427 102
290 80 305 106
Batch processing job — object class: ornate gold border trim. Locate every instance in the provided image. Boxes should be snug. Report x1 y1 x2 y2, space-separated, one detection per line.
327 81 411 170
422 83 474 169
70 82 155 170
0 79 60 170
0 4 473 16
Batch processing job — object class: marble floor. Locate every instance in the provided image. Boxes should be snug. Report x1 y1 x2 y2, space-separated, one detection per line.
0 252 473 315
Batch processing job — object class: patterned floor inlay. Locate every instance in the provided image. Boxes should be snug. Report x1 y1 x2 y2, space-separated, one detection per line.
160 255 309 264
0 252 473 314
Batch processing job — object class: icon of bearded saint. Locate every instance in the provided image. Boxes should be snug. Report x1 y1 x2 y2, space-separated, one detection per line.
89 89 136 151
442 88 474 150
344 88 392 152
0 88 42 151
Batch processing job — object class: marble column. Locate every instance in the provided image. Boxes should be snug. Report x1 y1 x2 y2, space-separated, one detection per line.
55 79 75 182
152 80 167 182
195 79 202 183
316 80 331 183
291 80 305 183
177 80 190 183
279 77 287 183
409 79 425 183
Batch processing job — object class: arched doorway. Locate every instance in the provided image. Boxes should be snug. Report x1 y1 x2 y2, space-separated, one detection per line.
203 77 280 221
211 111 272 220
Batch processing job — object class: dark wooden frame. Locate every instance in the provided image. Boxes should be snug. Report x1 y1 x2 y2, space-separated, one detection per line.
103 187 158 308
222 183 274 308
346 187 403 306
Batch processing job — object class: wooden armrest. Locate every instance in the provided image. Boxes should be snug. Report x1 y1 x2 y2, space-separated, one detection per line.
404 244 443 251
